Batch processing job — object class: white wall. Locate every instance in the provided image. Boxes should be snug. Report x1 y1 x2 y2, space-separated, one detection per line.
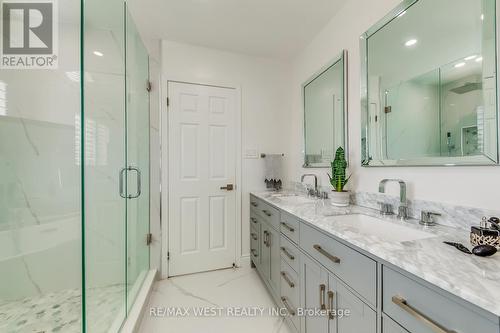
286 0 500 211
161 41 292 263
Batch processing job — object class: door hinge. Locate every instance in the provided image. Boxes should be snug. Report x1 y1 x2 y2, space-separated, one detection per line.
146 233 153 246
166 97 170 107
146 81 152 92
167 251 170 260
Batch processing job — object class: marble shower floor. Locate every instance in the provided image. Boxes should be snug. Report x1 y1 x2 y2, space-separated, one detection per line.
0 284 124 333
138 265 294 333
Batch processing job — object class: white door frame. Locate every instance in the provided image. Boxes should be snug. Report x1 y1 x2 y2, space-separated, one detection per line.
161 77 242 279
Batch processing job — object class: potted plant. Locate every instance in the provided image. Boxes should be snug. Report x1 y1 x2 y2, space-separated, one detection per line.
327 147 351 207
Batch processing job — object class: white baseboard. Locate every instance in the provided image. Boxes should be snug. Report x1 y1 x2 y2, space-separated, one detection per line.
238 255 251 268
119 269 158 333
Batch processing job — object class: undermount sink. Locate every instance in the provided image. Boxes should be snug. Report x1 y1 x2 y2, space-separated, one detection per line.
270 193 316 204
332 214 436 243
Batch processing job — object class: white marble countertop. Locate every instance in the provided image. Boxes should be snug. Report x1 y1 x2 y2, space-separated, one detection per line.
251 191 500 318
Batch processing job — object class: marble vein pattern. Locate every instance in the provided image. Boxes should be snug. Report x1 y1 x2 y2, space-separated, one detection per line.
252 191 500 317
351 191 500 230
138 266 294 333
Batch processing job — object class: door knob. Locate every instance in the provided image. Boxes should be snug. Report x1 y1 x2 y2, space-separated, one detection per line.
220 184 234 191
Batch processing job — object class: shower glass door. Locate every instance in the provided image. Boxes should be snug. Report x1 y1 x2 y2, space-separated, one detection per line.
84 2 150 332
84 0 127 332
125 6 150 311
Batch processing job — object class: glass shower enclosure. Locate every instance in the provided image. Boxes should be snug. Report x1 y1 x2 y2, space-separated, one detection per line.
0 0 151 332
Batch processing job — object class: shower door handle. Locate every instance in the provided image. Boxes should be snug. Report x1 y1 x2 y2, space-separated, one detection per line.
127 166 142 199
119 168 127 198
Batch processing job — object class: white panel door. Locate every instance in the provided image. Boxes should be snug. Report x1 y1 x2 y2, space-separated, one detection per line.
168 81 237 276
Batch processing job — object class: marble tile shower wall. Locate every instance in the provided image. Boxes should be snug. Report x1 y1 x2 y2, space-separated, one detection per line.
351 191 500 230
0 116 81 301
0 117 80 230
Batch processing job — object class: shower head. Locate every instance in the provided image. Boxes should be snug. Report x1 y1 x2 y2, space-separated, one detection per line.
450 82 482 94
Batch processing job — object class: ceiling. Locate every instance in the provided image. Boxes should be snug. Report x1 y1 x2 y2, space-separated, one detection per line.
127 0 348 59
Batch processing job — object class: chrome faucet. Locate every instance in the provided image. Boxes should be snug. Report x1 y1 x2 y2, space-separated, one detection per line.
301 174 319 197
420 211 441 226
378 179 409 220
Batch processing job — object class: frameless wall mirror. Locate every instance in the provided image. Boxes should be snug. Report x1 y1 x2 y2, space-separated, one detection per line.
361 0 498 166
304 51 348 168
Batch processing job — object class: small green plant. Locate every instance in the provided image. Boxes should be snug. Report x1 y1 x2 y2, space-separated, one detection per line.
328 147 351 192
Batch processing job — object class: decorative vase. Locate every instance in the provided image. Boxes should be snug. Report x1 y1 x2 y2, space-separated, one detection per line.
331 190 350 207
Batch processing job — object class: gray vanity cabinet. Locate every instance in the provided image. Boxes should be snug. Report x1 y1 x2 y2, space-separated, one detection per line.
250 212 261 269
251 196 281 300
300 253 377 333
300 253 332 333
268 226 281 294
251 195 500 333
260 222 271 280
336 283 376 332
382 267 499 333
382 316 409 333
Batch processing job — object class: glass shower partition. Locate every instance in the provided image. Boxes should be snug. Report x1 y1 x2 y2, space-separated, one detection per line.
0 0 83 332
83 0 127 332
84 1 150 332
125 6 150 312
0 0 151 332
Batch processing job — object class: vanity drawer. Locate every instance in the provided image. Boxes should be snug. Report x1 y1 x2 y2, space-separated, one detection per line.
300 223 377 305
280 260 300 309
280 260 300 331
280 211 300 244
250 210 261 230
250 195 261 211
280 235 299 273
383 266 498 333
250 226 260 265
258 200 280 230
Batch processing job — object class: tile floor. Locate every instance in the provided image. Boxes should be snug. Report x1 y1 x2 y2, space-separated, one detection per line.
138 265 294 333
0 284 124 333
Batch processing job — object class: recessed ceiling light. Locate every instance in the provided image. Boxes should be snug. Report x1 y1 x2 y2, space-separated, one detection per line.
398 10 406 18
476 57 483 62
464 55 477 61
405 39 418 47
454 62 466 68
481 14 485 20
93 51 104 57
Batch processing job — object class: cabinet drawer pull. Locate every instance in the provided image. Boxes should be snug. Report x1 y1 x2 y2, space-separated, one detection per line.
280 247 295 260
281 222 295 232
280 271 295 288
392 296 457 333
250 249 258 257
251 233 258 241
281 297 296 316
328 291 335 320
263 231 271 247
319 284 326 310
250 217 258 224
313 244 341 264
262 210 272 217
251 202 258 207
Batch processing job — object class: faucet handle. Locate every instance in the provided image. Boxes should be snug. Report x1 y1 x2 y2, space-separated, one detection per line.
420 211 441 226
378 202 394 216
397 205 409 220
